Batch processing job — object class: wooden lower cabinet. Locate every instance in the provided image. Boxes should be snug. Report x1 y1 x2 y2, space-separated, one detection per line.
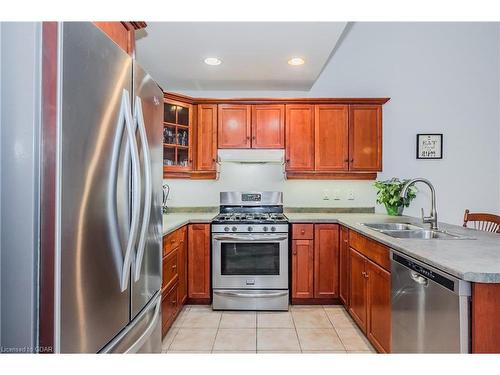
366 259 391 353
161 283 179 337
291 223 340 302
349 248 368 331
339 226 350 306
161 225 188 338
348 246 391 353
178 227 188 305
313 224 339 299
187 224 211 301
292 239 314 299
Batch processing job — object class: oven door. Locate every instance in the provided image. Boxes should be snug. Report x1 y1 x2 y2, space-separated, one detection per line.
212 233 288 289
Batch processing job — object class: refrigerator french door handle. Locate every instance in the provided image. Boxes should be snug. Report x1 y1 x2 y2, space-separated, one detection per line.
133 96 153 282
120 89 142 292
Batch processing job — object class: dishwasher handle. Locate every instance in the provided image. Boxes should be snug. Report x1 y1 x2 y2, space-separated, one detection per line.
410 271 428 286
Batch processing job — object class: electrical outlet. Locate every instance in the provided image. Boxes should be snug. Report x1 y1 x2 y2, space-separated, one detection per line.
347 191 355 200
322 189 330 200
333 189 341 201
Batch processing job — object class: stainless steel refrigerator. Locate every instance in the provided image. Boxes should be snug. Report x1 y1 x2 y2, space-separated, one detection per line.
0 22 163 353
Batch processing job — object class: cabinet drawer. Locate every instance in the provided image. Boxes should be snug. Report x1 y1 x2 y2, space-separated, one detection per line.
161 283 179 337
163 226 186 257
349 231 390 271
292 224 314 239
162 248 179 292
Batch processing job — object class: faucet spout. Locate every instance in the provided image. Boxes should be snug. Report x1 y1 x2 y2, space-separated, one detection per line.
400 178 438 230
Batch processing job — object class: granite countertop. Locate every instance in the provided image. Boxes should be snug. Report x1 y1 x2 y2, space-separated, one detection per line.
163 210 500 283
162 212 217 235
286 213 500 283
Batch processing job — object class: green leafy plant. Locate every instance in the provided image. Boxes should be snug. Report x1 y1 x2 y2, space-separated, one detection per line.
374 178 417 216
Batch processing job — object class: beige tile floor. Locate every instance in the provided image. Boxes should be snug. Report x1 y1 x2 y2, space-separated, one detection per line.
162 305 376 353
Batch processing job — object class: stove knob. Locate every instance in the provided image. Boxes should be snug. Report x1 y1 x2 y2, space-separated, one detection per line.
263 226 269 232
271 226 276 232
248 226 253 232
224 227 230 232
232 226 237 232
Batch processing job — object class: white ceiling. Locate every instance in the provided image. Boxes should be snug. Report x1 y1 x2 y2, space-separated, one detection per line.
135 22 348 91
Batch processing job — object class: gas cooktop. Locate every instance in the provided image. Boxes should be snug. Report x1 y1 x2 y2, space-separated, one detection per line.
212 212 288 224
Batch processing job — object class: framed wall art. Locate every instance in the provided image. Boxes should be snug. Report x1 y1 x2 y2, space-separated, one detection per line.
416 134 443 159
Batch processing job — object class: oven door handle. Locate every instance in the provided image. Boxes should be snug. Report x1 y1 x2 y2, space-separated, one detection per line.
212 235 288 241
214 291 288 298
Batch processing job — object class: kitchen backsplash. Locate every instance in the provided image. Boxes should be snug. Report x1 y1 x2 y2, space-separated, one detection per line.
163 163 376 208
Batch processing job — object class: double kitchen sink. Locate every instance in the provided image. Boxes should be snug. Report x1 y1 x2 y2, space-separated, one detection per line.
361 223 474 240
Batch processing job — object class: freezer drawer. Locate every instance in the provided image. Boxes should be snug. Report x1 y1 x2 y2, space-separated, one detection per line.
101 292 161 353
391 251 471 353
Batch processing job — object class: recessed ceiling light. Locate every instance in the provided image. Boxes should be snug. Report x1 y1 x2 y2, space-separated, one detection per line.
288 57 305 66
204 57 222 66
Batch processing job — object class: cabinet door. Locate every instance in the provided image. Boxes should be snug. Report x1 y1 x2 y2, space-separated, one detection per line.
251 105 285 148
339 226 350 306
196 104 218 171
178 227 188 305
349 248 367 332
366 259 391 353
187 224 211 299
349 105 382 171
314 105 349 171
161 284 179 337
313 224 340 299
285 105 314 171
218 104 251 148
162 248 179 293
292 240 314 299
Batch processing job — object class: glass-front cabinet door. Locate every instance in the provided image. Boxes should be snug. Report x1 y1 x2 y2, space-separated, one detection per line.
163 99 192 174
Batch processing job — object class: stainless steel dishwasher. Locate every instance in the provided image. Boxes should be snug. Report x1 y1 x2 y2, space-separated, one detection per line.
391 250 471 353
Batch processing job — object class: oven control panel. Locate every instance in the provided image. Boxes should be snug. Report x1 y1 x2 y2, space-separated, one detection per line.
241 193 261 202
212 224 289 233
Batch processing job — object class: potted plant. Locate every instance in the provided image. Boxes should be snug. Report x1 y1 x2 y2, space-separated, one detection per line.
374 178 417 216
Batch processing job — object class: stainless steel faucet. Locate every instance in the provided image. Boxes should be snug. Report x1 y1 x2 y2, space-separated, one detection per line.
400 178 438 230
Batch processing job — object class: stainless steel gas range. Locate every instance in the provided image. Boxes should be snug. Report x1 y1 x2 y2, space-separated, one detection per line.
212 192 289 311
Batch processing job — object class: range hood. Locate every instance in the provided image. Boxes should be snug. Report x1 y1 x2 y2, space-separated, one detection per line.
217 149 285 164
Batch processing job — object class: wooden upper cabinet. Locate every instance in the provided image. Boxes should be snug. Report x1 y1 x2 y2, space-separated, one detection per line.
349 105 382 171
93 22 145 56
292 239 314 299
366 259 391 353
196 104 217 171
339 226 350 306
313 224 340 299
218 104 251 148
285 105 315 171
251 105 285 148
314 105 349 171
187 224 211 300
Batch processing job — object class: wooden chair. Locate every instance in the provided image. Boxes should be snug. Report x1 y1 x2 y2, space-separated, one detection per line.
463 209 500 233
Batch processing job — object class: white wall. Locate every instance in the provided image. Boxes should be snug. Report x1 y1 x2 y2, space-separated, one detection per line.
166 163 375 208
167 22 500 224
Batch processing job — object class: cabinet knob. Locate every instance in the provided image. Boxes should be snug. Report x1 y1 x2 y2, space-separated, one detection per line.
344 158 349 163
170 239 175 244
172 264 177 270
350 158 354 163
300 229 305 234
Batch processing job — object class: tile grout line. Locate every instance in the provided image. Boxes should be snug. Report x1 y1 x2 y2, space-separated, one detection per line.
290 306 303 353
325 305 374 353
164 305 190 353
323 305 348 352
210 307 223 353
